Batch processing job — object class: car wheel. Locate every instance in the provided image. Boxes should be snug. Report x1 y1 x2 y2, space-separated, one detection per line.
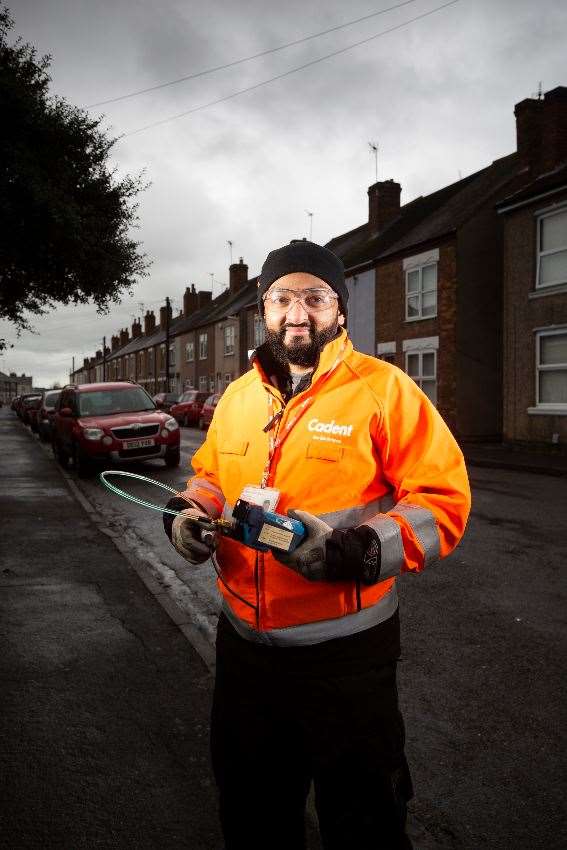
164 448 180 468
54 438 69 468
74 444 96 478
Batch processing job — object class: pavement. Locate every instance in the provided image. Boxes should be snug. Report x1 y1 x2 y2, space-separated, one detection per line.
463 440 567 477
0 409 224 850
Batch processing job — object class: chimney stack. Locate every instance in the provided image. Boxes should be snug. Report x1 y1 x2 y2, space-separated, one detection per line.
198 290 212 309
83 358 89 369
229 257 248 294
119 328 129 347
111 335 120 352
515 86 567 175
144 310 156 335
131 318 142 338
95 349 102 361
159 303 172 329
183 284 198 317
368 180 401 233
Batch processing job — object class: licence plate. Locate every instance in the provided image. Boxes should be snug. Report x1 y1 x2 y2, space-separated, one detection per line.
122 438 155 449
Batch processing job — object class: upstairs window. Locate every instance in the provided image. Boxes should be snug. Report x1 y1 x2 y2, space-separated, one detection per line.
185 341 194 362
224 326 235 356
254 314 265 348
537 207 567 289
199 375 207 391
406 263 437 321
199 333 208 360
169 344 176 367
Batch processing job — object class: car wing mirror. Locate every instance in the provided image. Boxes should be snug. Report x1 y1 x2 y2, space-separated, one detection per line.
60 407 74 417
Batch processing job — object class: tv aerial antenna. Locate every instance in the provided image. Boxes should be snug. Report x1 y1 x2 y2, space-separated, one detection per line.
369 141 379 182
305 210 313 240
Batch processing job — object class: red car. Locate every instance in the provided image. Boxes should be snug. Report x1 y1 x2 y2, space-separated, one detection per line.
152 392 178 414
20 394 42 428
170 390 209 427
199 393 221 430
52 382 180 477
37 389 62 442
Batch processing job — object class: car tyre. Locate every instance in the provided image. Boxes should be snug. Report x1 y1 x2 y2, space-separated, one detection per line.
54 438 69 468
74 444 96 478
164 447 180 468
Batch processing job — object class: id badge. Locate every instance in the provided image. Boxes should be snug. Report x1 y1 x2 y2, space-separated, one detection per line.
239 485 280 513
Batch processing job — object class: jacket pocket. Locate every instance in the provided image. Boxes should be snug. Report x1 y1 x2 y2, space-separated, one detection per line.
219 440 249 456
305 441 344 462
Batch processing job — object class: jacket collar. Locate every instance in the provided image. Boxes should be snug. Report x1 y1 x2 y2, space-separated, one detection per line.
252 328 351 396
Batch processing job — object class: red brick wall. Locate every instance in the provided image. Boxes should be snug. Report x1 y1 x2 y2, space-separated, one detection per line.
375 238 457 434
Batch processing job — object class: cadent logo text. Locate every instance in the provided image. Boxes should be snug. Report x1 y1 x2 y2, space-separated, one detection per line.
308 418 353 437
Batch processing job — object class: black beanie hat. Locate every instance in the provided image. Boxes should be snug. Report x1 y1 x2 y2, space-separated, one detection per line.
258 239 348 317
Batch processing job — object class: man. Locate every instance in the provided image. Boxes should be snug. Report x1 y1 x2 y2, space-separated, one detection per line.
164 239 471 850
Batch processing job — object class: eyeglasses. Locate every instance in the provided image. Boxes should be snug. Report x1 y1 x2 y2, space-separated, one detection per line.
263 288 338 312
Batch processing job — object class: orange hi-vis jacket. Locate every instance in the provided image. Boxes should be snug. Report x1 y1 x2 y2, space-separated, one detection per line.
183 329 471 646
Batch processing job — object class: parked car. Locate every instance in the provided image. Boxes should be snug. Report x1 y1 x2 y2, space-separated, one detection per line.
152 392 178 414
170 390 209 427
11 396 21 411
52 382 180 477
37 390 62 442
199 393 221 429
20 394 42 427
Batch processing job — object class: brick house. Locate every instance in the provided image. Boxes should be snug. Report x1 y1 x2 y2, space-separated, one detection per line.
497 88 567 449
327 88 567 444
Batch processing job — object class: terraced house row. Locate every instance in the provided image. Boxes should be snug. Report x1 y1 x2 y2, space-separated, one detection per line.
72 87 567 450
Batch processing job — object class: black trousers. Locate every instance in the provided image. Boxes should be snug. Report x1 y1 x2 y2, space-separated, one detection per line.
211 612 414 850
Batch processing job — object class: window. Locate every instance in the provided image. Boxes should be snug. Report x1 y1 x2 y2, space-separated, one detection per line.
406 264 437 320
159 345 165 369
169 344 176 367
199 333 208 360
535 329 567 408
199 375 207 392
254 314 265 348
537 207 567 289
225 372 232 388
224 326 235 356
406 350 437 405
130 354 135 379
209 377 215 393
139 351 144 373
184 378 194 390
185 341 194 362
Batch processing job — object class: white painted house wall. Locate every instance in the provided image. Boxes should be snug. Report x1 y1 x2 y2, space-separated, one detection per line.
345 269 375 356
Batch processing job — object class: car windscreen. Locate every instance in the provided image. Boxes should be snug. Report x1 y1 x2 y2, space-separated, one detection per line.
78 388 155 416
44 391 61 409
180 392 198 402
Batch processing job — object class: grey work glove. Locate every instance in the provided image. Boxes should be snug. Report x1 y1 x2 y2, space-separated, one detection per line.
272 509 333 581
171 507 218 565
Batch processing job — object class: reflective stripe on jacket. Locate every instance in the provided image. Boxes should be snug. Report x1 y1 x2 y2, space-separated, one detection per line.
183 329 471 643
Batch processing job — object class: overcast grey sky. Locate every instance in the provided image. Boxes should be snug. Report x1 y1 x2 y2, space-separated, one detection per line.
1 0 565 386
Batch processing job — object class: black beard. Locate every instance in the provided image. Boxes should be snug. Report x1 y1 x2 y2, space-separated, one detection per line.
264 319 339 368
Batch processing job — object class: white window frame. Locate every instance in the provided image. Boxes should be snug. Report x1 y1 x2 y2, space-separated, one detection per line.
405 264 437 321
253 314 265 348
403 336 439 406
199 333 208 360
185 341 194 362
224 372 232 388
533 327 567 412
199 375 207 392
224 325 235 356
536 205 567 290
209 377 215 393
169 344 176 367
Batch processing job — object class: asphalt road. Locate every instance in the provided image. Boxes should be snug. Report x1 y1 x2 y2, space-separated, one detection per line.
3 410 566 848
